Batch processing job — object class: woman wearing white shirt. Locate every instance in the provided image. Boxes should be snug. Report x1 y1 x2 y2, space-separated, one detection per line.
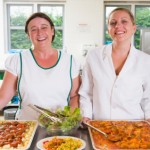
0 12 81 120
79 8 150 122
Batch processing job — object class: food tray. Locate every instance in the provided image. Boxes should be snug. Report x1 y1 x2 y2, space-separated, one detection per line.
88 120 150 150
0 120 38 150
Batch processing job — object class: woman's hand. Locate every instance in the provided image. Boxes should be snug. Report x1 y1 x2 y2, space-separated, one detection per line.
82 117 91 123
80 117 91 129
146 119 150 122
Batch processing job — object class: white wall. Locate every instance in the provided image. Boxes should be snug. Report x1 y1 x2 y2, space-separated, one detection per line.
64 0 104 63
0 0 5 55
0 0 104 67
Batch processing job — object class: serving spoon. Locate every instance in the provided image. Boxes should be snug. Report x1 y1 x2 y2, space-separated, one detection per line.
84 122 108 137
84 122 122 142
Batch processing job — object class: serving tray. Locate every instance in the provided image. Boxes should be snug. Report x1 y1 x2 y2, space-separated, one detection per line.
88 120 150 150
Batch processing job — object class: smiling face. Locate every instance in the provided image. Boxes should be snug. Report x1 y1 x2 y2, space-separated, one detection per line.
27 17 54 49
108 10 136 43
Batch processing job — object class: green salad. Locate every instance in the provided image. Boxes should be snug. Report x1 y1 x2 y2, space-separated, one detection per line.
38 106 82 132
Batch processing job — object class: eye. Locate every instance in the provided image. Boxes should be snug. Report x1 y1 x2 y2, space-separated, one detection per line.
109 21 117 26
41 26 48 30
31 28 37 32
121 20 128 24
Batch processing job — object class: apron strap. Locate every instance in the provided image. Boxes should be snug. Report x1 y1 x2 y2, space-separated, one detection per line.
67 55 73 105
17 52 23 109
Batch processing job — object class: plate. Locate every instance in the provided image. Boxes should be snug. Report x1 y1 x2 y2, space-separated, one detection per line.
36 136 86 150
0 120 38 150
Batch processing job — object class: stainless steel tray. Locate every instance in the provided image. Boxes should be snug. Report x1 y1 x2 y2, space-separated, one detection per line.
88 120 150 150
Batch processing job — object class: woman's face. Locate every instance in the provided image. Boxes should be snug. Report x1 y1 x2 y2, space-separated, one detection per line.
27 17 54 48
108 10 136 43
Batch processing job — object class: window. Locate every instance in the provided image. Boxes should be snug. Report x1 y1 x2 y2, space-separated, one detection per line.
7 5 33 51
6 3 64 52
135 6 150 49
39 5 64 49
104 2 150 50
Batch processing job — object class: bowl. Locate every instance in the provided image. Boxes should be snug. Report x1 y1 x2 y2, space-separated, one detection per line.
45 123 80 136
39 116 80 136
38 106 82 136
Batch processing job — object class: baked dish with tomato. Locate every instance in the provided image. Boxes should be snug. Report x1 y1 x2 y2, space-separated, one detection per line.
88 120 150 149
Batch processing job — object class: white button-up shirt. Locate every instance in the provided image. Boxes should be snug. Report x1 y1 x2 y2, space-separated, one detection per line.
79 44 150 120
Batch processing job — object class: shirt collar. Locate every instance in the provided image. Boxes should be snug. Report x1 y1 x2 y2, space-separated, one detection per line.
102 44 112 60
102 43 136 60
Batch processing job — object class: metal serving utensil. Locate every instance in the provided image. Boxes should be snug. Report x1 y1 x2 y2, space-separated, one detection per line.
84 122 108 137
28 104 62 123
34 105 59 117
85 122 122 142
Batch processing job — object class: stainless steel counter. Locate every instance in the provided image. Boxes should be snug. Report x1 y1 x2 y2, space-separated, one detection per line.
29 126 93 150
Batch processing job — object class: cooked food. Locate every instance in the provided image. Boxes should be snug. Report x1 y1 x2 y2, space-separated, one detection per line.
43 136 83 150
89 120 150 149
0 120 37 149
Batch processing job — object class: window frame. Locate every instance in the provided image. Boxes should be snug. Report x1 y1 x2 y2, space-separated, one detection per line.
5 1 65 52
6 4 33 51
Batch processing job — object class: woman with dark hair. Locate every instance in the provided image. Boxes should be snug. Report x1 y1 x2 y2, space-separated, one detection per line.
79 8 150 122
0 12 81 120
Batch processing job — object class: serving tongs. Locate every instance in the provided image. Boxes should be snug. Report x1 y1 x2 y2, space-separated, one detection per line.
28 104 62 123
34 105 60 117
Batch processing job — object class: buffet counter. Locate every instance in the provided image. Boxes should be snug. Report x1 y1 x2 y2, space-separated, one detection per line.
29 126 93 150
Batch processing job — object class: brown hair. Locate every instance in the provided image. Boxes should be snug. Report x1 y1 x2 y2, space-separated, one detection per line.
108 8 135 25
25 12 55 42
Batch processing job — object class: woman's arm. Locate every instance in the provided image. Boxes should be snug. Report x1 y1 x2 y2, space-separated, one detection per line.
69 75 81 110
0 71 17 109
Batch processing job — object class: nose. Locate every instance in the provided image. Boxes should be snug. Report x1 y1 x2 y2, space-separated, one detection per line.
37 28 43 35
115 22 122 28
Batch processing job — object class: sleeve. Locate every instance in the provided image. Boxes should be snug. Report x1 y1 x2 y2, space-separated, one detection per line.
71 56 81 79
79 54 93 119
141 73 150 119
5 53 20 76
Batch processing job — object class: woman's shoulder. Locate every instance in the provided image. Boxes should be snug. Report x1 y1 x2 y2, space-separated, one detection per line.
59 50 78 61
59 50 81 66
134 47 150 59
87 45 108 58
20 49 31 56
5 50 31 66
133 47 150 66
5 52 20 62
59 50 71 57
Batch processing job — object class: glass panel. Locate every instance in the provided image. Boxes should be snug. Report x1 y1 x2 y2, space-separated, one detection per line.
104 5 131 44
40 6 63 26
52 30 63 49
135 6 150 49
39 5 64 49
10 5 33 26
11 30 31 49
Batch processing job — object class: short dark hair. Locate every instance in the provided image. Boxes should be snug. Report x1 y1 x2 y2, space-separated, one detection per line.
25 12 55 42
108 8 135 25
